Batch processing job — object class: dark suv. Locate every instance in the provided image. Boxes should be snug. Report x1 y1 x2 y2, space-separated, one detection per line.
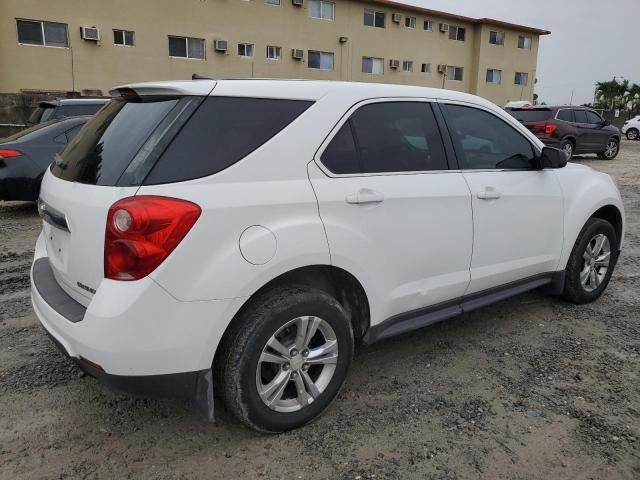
26 98 108 127
507 106 621 160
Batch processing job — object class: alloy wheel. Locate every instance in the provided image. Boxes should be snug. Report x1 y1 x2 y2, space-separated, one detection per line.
603 140 618 159
580 234 611 292
256 316 338 412
627 129 639 141
562 142 573 159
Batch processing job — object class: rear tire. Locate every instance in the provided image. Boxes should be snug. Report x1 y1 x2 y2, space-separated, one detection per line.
626 128 639 141
598 138 619 160
218 285 354 432
561 218 618 304
560 139 574 160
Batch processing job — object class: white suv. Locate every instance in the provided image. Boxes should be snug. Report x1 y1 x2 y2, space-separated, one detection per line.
622 115 640 140
31 80 625 432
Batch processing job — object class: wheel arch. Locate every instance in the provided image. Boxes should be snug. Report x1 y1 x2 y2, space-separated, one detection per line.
591 204 623 249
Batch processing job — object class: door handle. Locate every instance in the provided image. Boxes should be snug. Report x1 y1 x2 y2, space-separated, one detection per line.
477 188 502 200
346 188 385 205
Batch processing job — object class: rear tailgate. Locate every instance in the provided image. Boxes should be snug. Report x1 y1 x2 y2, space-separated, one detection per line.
507 107 555 135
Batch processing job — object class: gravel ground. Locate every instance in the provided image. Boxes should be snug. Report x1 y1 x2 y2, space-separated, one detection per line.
1 141 639 480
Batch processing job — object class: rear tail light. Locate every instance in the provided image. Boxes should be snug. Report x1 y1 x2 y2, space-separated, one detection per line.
531 124 557 135
0 149 22 159
105 196 201 281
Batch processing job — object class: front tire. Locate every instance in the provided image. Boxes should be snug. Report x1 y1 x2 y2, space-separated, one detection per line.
218 285 354 432
598 138 620 160
626 128 639 141
560 139 574 160
562 218 618 304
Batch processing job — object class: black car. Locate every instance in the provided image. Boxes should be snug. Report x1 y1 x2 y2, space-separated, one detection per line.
26 98 108 127
507 106 621 160
0 116 89 201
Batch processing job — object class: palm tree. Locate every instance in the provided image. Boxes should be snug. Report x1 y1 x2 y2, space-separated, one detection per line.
625 83 640 113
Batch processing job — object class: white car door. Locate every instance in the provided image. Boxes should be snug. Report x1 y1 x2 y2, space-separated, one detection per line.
308 100 473 331
440 102 564 295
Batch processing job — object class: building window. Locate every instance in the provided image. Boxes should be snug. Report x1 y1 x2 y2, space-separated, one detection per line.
446 65 464 81
168 36 204 59
421 63 431 73
402 61 413 72
266 45 281 60
448 25 466 41
364 9 385 28
309 0 335 20
486 69 502 84
489 31 504 45
518 35 532 49
424 19 433 31
238 42 255 57
308 50 334 70
515 72 529 85
362 56 384 74
16 19 68 48
265 0 281 5
113 29 134 46
405 16 416 28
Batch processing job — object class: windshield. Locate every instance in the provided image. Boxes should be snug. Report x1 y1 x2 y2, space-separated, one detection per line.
507 109 554 123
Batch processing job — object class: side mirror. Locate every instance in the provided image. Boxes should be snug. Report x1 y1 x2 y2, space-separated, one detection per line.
538 146 567 169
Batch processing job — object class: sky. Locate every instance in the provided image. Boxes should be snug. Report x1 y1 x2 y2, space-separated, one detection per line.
404 0 640 105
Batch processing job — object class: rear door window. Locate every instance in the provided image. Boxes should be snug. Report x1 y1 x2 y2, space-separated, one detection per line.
557 109 574 122
573 110 588 124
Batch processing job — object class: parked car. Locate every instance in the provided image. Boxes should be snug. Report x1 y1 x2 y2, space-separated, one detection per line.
621 115 640 140
26 98 107 126
506 106 621 160
0 116 89 201
31 80 624 432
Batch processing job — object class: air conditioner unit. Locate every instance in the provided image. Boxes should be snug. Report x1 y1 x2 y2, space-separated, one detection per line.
392 13 402 23
437 64 447 74
80 26 100 41
292 0 304 6
292 48 304 60
439 23 450 32
214 39 228 52
389 59 400 69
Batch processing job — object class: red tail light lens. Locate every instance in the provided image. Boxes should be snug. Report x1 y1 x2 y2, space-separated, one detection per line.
105 196 201 281
531 124 557 135
0 149 22 159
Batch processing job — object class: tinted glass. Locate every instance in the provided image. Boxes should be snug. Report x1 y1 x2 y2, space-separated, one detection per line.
446 105 535 170
586 111 603 124
573 110 588 123
321 122 360 174
17 20 43 45
55 104 103 118
348 102 447 173
27 105 52 125
557 109 574 122
144 97 313 184
0 120 59 142
169 37 187 57
51 98 179 185
507 108 553 122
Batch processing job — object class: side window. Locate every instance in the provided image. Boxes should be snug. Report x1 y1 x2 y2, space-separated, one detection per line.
586 111 603 124
573 110 588 124
445 105 535 170
321 102 448 174
557 109 574 122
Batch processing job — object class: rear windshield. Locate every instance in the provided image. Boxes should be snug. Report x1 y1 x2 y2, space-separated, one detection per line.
27 105 55 125
54 103 104 118
51 96 313 186
507 108 554 122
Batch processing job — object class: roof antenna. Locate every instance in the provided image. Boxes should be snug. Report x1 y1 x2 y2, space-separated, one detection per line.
192 74 213 80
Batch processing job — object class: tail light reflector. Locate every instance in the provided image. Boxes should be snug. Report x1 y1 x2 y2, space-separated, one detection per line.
105 196 201 281
0 149 22 159
531 124 557 135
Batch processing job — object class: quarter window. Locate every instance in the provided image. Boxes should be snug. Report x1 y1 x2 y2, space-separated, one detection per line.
514 72 529 85
449 25 466 41
446 65 464 81
444 104 535 170
266 45 281 60
16 19 68 48
308 50 334 70
238 43 254 57
309 0 335 20
168 36 204 59
113 29 134 46
321 102 448 174
405 16 416 28
362 56 384 74
364 9 385 28
518 35 532 49
486 69 502 84
402 61 414 72
489 31 504 45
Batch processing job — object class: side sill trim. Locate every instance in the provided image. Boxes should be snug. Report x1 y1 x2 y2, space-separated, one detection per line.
363 272 558 343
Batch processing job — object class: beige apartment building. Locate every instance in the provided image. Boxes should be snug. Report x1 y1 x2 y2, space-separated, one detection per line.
0 0 549 106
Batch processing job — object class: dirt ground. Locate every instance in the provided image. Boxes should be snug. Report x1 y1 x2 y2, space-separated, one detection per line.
1 141 638 480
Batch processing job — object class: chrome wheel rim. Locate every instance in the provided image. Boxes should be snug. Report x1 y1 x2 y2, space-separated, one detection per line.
580 234 611 292
256 316 338 412
604 141 618 158
562 142 573 158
